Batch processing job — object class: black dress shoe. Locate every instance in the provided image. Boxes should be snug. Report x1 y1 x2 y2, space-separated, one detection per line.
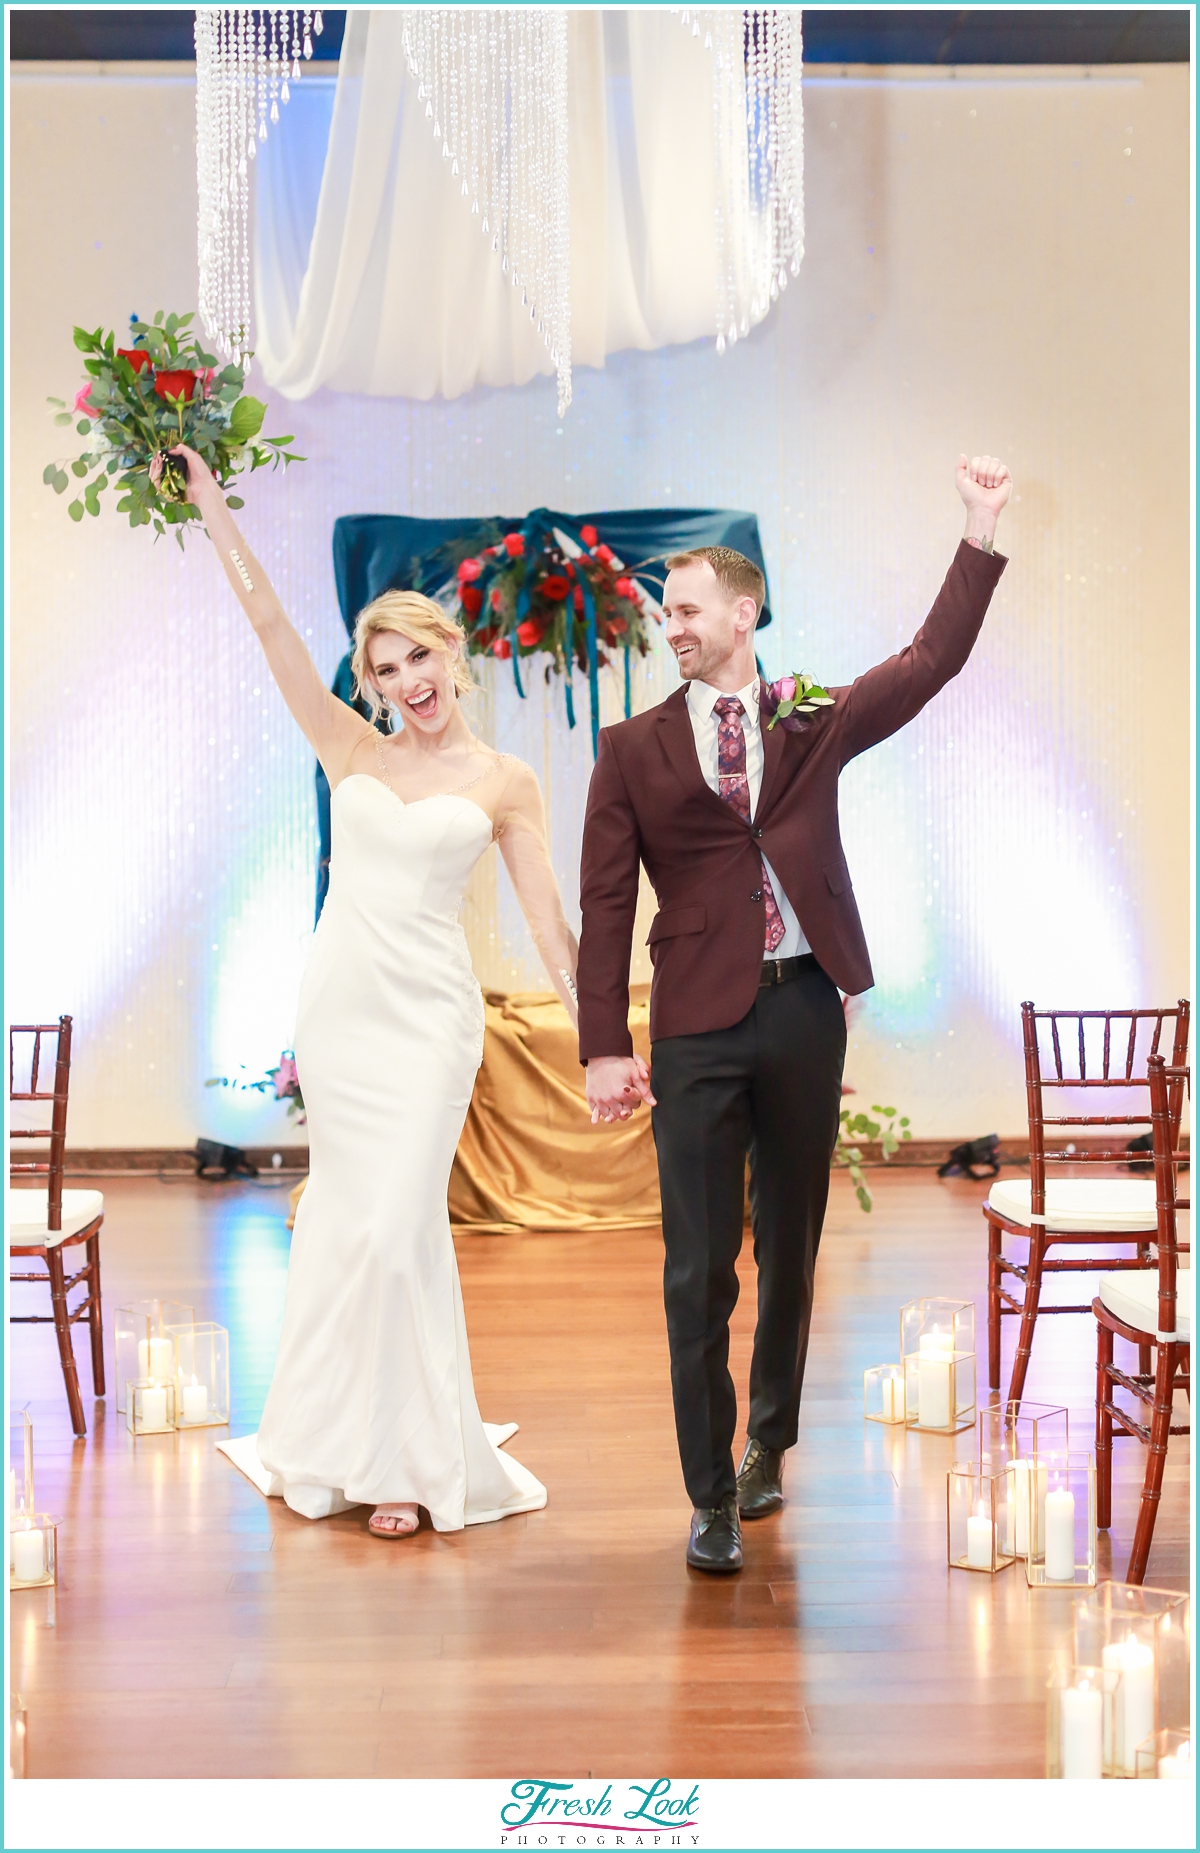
686 1492 743 1574
736 1438 785 1518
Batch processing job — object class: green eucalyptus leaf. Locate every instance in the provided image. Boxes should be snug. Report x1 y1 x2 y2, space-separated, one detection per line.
153 310 164 325
43 463 58 485
776 697 795 718
53 412 74 425
228 395 266 442
71 459 88 477
154 517 165 534
68 500 84 521
77 420 93 436
47 396 66 408
225 495 245 510
54 470 69 494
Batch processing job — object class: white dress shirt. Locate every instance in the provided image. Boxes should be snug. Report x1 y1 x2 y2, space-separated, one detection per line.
686 678 811 959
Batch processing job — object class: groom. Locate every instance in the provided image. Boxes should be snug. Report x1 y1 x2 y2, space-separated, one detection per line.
577 454 1011 1572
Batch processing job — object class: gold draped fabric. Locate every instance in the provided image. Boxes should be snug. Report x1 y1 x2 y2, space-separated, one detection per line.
448 987 661 1233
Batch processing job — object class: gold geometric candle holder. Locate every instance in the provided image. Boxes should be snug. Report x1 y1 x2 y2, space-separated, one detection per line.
168 1322 230 1428
8 1406 34 1521
863 1364 907 1424
125 1377 177 1437
114 1300 194 1413
1135 1728 1192 1779
9 1512 58 1590
977 1400 1069 1560
1075 1585 1191 1765
1026 1451 1096 1589
1046 1664 1118 1779
947 1459 1015 1574
900 1298 976 1434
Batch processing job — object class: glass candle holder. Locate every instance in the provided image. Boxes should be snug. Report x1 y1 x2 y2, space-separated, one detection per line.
863 1364 907 1425
1135 1728 1192 1780
1046 1665 1118 1779
1027 1451 1096 1589
977 1400 1069 1559
8 1512 58 1590
8 1406 34 1522
168 1322 230 1428
900 1298 976 1434
1075 1586 1191 1741
114 1300 194 1413
947 1460 1015 1573
125 1377 177 1437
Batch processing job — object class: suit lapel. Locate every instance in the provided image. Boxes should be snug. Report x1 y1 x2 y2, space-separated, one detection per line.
656 687 747 826
755 678 789 819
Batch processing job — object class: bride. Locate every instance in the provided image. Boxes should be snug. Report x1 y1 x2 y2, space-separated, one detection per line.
163 446 579 1537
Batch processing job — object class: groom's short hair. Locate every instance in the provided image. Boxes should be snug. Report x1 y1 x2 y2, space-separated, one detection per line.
664 546 765 617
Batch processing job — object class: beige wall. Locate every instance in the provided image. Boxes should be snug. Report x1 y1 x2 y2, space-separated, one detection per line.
8 61 1190 1146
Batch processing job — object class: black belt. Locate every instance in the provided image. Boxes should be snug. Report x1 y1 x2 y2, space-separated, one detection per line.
759 953 819 987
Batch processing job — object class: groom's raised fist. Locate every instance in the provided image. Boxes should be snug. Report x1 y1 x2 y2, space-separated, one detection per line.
955 451 1012 549
586 1053 656 1124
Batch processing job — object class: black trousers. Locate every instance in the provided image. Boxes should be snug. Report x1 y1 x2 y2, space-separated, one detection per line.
650 960 847 1509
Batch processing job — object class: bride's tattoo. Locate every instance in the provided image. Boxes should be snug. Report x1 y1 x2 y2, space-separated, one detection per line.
964 535 994 554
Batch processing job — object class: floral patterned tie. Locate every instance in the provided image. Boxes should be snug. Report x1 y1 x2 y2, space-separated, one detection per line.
712 695 786 954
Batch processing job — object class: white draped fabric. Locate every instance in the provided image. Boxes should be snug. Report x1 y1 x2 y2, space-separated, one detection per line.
255 8 727 401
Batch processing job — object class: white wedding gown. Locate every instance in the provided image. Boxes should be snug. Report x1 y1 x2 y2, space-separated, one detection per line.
220 771 546 1529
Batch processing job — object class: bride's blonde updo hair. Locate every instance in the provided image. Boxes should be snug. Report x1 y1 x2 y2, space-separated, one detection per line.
349 589 476 722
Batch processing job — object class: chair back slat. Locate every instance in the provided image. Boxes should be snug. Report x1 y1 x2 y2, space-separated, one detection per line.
1020 1002 1191 1209
8 1017 72 1231
1148 1056 1189 1340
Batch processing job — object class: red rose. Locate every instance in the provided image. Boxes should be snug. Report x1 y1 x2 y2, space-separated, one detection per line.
117 347 152 374
153 368 196 403
460 584 483 615
608 615 628 635
492 636 512 659
614 576 635 599
572 586 585 613
539 574 569 602
490 587 505 612
474 626 495 649
564 560 576 579
503 532 525 558
594 543 615 565
580 525 598 547
516 618 545 647
456 557 483 583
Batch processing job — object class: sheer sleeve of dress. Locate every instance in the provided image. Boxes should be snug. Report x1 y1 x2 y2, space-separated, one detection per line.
493 759 580 1027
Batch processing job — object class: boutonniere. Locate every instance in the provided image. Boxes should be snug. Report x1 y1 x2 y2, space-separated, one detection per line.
762 671 835 733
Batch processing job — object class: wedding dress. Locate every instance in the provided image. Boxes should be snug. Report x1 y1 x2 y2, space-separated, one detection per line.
220 753 553 1529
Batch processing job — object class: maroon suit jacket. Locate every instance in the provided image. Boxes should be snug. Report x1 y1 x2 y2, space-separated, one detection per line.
577 541 1007 1058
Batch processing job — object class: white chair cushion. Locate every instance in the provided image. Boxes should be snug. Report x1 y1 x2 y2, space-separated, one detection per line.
1098 1267 1191 1342
987 1177 1157 1234
7 1188 104 1248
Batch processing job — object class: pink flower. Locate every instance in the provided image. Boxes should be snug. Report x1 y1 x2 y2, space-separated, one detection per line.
73 384 100 419
503 532 525 558
199 367 217 397
778 675 796 703
273 1053 299 1098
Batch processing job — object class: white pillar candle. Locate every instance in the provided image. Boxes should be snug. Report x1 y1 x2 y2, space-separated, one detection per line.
10 1526 45 1584
1044 1482 1076 1581
138 1335 174 1381
181 1378 208 1425
1060 1681 1104 1779
138 1385 169 1431
966 1502 994 1570
917 1347 953 1428
1007 1460 1030 1556
1103 1634 1155 1776
881 1375 904 1422
1158 1742 1192 1779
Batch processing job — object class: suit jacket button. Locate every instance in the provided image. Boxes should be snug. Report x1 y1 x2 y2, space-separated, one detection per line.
753 827 763 839
751 889 763 902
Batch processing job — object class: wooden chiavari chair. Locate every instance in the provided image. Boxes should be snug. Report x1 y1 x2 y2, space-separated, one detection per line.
985 1000 1190 1406
1095 1054 1190 1584
8 1016 105 1436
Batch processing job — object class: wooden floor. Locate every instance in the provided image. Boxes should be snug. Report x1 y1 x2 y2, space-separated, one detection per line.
9 1168 1190 1779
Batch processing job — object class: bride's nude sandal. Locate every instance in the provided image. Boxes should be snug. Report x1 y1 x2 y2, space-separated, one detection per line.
368 1503 420 1538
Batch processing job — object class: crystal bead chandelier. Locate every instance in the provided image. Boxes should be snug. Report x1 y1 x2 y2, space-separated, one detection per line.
399 8 572 417
195 8 324 362
676 7 805 354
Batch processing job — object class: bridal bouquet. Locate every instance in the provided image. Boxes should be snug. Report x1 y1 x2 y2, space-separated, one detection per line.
205 1051 306 1125
44 311 303 548
417 512 660 746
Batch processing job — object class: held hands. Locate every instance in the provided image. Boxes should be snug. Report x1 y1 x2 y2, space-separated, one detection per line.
586 1054 656 1125
955 453 1012 549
